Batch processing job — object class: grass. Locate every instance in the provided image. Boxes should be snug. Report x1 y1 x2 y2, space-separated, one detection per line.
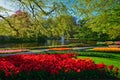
78 56 120 77
78 56 120 69
77 51 120 77
76 51 120 68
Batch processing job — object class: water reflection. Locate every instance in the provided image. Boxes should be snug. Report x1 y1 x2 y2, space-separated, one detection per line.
0 40 96 48
0 40 67 48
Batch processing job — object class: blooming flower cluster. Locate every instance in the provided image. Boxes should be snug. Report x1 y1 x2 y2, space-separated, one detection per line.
93 47 120 52
0 49 28 53
96 41 120 46
0 53 119 79
114 41 120 45
49 47 72 51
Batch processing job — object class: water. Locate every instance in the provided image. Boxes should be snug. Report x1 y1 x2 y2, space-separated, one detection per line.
0 40 68 48
0 40 96 48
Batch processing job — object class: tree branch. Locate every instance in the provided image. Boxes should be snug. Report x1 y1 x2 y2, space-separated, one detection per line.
33 1 56 15
0 15 19 36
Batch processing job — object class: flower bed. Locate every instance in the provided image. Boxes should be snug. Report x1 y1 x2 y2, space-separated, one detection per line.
115 41 120 45
108 45 120 48
0 49 29 54
93 47 120 52
49 47 72 51
96 41 120 47
0 53 119 80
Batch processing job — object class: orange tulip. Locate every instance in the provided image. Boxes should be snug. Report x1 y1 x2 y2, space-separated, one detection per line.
49 47 72 51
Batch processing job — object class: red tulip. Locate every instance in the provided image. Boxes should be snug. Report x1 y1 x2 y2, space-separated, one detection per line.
108 65 114 71
96 63 106 69
114 67 119 75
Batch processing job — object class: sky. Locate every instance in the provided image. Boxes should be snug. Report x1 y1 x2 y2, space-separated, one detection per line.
0 0 17 16
0 0 80 23
0 0 80 19
0 0 75 16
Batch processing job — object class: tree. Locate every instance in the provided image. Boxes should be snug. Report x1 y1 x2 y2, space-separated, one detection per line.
11 10 32 37
72 0 120 40
44 15 78 39
0 6 19 36
1 0 119 43
87 3 120 39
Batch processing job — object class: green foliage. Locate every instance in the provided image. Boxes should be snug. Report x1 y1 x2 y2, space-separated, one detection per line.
84 1 120 39
74 26 97 41
73 0 120 40
74 22 110 41
48 15 78 38
0 0 120 43
88 6 120 39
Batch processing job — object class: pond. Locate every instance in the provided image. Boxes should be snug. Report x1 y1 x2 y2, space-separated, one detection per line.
0 40 96 48
0 40 69 48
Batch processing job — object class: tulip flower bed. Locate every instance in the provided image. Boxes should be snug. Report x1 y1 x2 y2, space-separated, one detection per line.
49 47 72 51
0 53 119 80
93 47 120 52
0 49 29 54
115 41 120 45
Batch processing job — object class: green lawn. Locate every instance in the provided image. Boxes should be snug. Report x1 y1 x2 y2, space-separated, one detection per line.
78 56 120 68
77 51 120 77
77 51 120 67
